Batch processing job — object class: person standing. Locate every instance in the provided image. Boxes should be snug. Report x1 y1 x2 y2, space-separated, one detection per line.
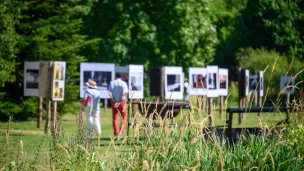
84 80 102 136
109 72 128 136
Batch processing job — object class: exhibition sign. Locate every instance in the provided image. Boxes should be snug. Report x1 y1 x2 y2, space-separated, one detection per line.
188 67 207 96
280 76 295 95
207 66 219 98
218 68 228 96
24 61 39 96
164 66 184 100
80 63 115 98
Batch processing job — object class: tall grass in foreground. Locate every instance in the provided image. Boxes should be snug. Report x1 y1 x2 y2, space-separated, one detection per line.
1 103 304 170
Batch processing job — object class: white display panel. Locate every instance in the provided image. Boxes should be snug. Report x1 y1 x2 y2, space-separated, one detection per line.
280 76 295 95
52 61 66 101
80 63 115 98
188 67 207 95
164 66 184 100
129 65 144 99
245 69 250 96
207 66 219 98
218 68 228 96
258 71 264 96
24 61 39 96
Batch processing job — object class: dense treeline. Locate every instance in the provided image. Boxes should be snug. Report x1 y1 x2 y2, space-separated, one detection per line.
0 0 303 120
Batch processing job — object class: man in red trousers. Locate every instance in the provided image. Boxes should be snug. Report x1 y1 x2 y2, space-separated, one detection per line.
109 72 129 136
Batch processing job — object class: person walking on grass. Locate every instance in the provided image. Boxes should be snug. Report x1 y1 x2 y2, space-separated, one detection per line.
84 80 102 137
109 72 128 136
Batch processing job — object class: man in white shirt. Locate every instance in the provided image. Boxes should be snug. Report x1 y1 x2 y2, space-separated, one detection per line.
108 72 129 136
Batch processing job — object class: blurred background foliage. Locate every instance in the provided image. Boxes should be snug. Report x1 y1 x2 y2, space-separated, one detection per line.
0 0 303 120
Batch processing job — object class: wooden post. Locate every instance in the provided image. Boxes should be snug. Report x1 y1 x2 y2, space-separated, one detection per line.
160 67 165 101
127 101 131 137
104 98 108 112
207 98 214 127
45 99 51 134
202 96 206 112
37 97 43 128
254 92 258 106
238 68 243 124
219 96 224 120
52 101 57 138
226 112 233 143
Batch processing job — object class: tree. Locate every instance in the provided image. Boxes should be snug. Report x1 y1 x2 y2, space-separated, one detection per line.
83 0 218 71
16 0 98 105
0 0 21 87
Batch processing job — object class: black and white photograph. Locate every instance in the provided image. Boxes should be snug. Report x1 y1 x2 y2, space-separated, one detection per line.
25 69 39 89
258 71 264 96
167 74 181 92
129 65 144 99
24 61 39 96
280 76 295 94
208 73 217 90
130 72 142 91
93 71 111 90
164 66 183 99
80 63 115 98
188 67 207 95
249 76 258 92
207 66 219 97
218 68 228 96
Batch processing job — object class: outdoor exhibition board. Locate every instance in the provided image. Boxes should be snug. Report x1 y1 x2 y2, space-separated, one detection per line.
129 65 144 99
80 63 115 98
164 66 184 99
218 68 228 96
115 65 144 99
280 76 295 95
207 66 219 98
38 61 51 98
188 67 207 95
52 61 66 101
258 71 264 96
24 61 39 96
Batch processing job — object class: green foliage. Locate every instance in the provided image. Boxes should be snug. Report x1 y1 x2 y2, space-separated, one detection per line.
0 0 21 86
0 96 38 120
83 0 218 70
237 48 303 99
287 124 304 156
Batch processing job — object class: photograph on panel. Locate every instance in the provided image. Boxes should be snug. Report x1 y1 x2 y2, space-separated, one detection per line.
25 69 39 89
249 76 257 92
53 81 63 99
93 71 111 90
167 74 181 92
207 73 217 90
192 74 206 89
219 74 227 89
130 72 142 91
54 63 65 80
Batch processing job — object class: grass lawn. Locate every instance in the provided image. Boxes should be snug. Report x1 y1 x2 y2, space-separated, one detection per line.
0 101 288 165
